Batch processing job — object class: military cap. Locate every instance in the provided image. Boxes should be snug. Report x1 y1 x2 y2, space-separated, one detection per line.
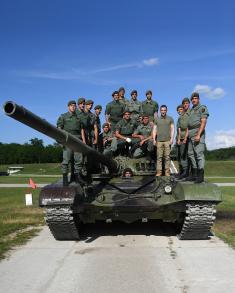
177 104 184 111
102 123 110 128
118 87 125 92
85 99 94 105
142 113 149 118
145 90 152 96
182 97 190 104
67 100 76 106
190 92 200 100
123 109 131 115
112 91 119 97
77 97 85 104
131 90 137 95
94 105 102 110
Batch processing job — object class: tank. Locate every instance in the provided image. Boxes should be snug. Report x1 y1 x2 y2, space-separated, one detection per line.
3 101 222 240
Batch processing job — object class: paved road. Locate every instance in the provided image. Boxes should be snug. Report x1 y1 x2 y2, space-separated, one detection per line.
0 224 235 293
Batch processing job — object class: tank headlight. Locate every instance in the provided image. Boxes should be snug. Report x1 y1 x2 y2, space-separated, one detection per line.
164 185 172 194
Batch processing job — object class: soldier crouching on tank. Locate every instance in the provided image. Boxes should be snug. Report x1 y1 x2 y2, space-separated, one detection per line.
101 123 117 157
184 92 209 183
132 114 154 159
115 110 139 156
57 100 86 186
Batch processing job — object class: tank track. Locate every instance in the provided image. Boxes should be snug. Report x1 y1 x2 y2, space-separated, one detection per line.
178 202 216 240
45 206 79 240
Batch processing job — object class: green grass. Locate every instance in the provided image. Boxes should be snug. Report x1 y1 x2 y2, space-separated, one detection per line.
0 188 44 259
214 187 235 248
206 178 235 183
0 176 60 184
205 161 235 177
0 163 60 175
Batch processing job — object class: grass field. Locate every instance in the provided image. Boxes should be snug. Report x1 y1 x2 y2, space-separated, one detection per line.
0 188 43 259
0 163 60 175
0 176 60 184
214 187 235 248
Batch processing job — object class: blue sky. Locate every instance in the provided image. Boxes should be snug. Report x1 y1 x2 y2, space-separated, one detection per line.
0 0 235 149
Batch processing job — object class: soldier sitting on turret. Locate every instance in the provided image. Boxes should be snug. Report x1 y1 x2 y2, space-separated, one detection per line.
101 123 117 157
132 114 154 158
115 110 139 156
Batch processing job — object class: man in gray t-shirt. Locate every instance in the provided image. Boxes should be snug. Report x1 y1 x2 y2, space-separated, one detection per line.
152 105 174 176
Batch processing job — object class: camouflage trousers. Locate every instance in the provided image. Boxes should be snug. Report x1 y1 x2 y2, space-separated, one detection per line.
188 138 205 169
156 141 171 172
61 147 82 174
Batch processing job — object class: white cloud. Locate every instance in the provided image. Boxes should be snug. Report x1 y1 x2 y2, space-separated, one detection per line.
193 84 226 100
142 58 159 66
206 129 235 150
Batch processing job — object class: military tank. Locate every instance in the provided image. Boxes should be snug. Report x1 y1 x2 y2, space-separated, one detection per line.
3 101 222 240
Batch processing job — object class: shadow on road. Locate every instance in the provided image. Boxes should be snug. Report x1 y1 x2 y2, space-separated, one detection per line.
79 220 178 243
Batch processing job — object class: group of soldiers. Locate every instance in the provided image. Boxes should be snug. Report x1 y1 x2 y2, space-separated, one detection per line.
57 87 209 186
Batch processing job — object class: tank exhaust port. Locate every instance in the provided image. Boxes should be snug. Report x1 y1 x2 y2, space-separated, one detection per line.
142 217 148 223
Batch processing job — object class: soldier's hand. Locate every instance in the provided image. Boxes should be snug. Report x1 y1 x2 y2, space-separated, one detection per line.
153 140 157 146
177 139 181 145
194 134 200 142
183 138 187 144
170 139 173 145
93 139 98 145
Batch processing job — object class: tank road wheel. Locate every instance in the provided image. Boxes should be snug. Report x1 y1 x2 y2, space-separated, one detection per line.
178 202 216 240
45 206 80 240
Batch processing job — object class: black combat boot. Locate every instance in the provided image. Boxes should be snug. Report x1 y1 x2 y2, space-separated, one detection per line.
74 173 86 186
184 168 197 181
177 169 189 180
63 174 69 187
195 169 204 184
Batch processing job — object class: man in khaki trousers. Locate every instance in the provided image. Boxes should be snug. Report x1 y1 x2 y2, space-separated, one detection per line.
153 105 174 176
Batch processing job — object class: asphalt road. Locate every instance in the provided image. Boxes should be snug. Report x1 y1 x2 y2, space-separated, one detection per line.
0 223 235 293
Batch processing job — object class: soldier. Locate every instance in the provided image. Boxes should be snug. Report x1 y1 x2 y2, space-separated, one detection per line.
105 91 126 132
177 98 191 180
128 90 142 124
141 90 159 125
76 97 85 115
132 115 154 158
175 104 184 176
115 110 139 155
94 105 102 135
118 87 129 106
84 100 98 147
101 123 117 157
185 92 209 183
57 100 86 186
153 105 174 176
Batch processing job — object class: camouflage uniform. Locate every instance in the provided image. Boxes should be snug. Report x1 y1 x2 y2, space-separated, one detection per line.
142 100 158 122
57 111 83 175
105 100 125 131
132 123 153 158
187 103 209 170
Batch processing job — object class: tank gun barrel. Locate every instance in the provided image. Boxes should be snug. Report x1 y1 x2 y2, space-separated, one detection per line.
3 101 119 174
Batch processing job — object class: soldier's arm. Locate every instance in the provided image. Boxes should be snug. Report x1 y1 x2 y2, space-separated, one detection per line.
132 129 144 140
93 124 98 144
183 128 188 144
195 118 207 139
81 128 86 144
57 115 64 129
154 102 158 119
170 122 175 145
152 125 157 145
177 128 181 145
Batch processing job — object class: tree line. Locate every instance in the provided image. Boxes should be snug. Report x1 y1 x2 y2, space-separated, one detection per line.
0 138 234 164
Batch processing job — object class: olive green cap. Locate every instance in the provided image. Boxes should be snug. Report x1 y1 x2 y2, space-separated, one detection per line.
177 104 184 111
131 90 137 95
85 99 94 105
77 97 85 104
146 90 152 95
68 100 76 106
190 92 200 100
102 123 110 128
182 97 190 104
94 105 102 110
118 87 125 92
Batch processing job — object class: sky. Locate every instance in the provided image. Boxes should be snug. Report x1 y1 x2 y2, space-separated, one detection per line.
0 0 235 150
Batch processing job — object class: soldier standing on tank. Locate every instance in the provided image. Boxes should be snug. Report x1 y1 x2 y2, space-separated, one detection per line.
141 90 159 126
84 100 98 147
118 87 129 107
175 104 184 176
101 123 117 157
185 92 209 183
57 100 86 186
94 105 102 151
105 91 126 132
76 97 85 115
152 105 174 176
177 98 191 180
132 114 154 158
128 90 143 124
115 110 139 155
